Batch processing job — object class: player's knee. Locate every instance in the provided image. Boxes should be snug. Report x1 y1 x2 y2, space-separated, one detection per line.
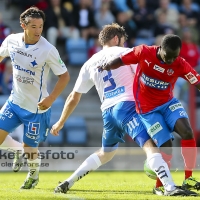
96 150 116 164
160 140 173 155
0 130 9 145
180 128 194 139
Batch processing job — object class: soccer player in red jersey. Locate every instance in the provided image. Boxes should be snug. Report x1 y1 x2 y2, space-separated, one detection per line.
99 34 200 195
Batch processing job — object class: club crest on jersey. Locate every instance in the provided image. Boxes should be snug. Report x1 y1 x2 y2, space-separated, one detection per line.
167 69 174 76
153 65 165 73
185 72 198 84
30 60 38 68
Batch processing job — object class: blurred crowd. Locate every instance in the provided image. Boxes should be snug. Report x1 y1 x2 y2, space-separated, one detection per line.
1 0 200 99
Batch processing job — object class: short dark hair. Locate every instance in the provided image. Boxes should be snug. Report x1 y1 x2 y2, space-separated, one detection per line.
20 6 45 25
161 34 182 50
98 23 128 46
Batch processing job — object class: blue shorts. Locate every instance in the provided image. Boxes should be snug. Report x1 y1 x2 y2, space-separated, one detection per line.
139 97 187 147
102 101 152 152
0 100 51 147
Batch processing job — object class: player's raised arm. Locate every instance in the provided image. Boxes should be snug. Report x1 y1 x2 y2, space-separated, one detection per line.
38 71 70 110
98 57 124 71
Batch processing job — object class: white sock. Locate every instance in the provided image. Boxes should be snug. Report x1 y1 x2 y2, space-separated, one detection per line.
66 153 102 188
27 156 41 179
147 153 175 191
0 135 23 153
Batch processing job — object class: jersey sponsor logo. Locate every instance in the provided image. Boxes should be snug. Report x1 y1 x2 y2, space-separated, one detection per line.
141 73 169 90
153 65 165 73
169 103 183 111
144 60 151 67
148 122 163 137
15 75 34 84
185 72 198 84
17 50 32 58
104 86 125 99
167 69 174 76
14 65 35 76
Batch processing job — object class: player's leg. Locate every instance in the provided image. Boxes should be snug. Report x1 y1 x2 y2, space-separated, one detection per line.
54 148 117 193
164 98 200 190
0 101 23 152
134 130 190 196
54 105 120 193
20 108 51 189
20 144 40 189
138 104 197 196
0 100 24 171
119 101 190 196
155 140 173 193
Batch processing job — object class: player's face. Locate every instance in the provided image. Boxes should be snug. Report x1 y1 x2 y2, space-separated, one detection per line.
160 46 180 65
22 18 44 44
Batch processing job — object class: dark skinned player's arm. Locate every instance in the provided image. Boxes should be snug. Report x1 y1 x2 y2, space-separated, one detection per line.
195 82 200 90
99 57 124 71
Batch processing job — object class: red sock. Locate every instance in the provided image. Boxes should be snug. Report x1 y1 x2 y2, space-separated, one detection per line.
155 152 172 188
181 139 197 179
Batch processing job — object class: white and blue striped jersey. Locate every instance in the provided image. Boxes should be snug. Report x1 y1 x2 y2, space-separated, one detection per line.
0 33 67 113
73 46 136 111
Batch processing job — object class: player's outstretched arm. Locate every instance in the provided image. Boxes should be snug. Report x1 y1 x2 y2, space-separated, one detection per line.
38 71 70 110
98 57 124 71
51 91 82 136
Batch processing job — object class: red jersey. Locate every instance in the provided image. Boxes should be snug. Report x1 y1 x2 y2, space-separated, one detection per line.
120 45 200 114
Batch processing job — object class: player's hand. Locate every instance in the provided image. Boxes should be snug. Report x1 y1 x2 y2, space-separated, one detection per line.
37 96 54 110
50 122 64 136
97 63 110 72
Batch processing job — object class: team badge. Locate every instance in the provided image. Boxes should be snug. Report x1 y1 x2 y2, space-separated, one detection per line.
30 60 38 68
167 69 174 76
185 72 198 84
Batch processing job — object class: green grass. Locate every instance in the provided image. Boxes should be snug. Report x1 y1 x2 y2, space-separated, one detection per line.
0 171 200 200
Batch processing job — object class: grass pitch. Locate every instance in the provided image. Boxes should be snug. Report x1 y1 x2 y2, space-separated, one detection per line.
0 171 199 200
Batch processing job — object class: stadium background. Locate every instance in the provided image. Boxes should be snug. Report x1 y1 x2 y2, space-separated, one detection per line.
0 0 200 171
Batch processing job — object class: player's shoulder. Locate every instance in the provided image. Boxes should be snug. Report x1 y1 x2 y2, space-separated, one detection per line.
139 44 157 51
39 36 55 50
5 32 23 42
176 56 190 67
